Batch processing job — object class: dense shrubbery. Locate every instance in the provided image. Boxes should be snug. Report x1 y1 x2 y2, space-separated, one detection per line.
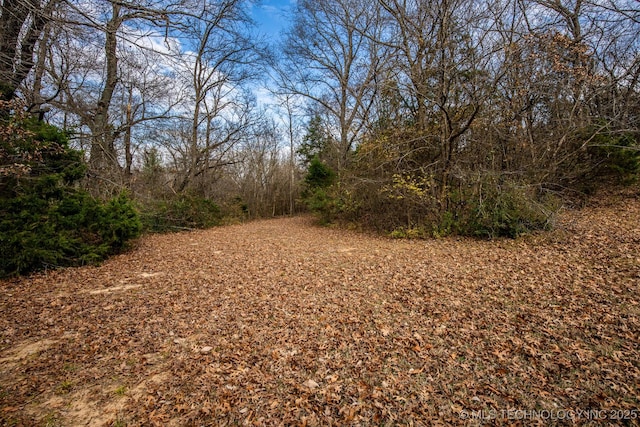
138 193 222 233
303 173 558 239
1 191 140 276
299 131 637 239
454 182 558 238
586 131 640 184
300 156 337 224
300 97 638 239
0 106 141 277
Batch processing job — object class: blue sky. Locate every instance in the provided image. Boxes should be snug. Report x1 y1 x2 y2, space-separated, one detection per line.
251 0 295 41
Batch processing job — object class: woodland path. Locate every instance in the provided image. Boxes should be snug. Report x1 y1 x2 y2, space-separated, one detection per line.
1 191 639 426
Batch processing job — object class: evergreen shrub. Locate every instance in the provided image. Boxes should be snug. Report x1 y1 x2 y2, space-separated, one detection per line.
139 194 222 232
0 107 141 277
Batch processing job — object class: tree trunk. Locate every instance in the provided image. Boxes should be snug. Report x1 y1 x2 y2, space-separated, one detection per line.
0 0 53 99
90 2 122 176
124 101 133 184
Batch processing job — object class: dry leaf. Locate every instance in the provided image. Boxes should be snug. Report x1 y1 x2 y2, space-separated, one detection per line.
1 194 639 425
303 379 319 389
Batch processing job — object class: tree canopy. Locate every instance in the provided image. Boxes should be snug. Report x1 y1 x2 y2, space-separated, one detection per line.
0 0 638 259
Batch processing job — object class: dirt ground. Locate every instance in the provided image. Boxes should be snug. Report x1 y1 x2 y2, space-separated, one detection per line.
1 190 639 426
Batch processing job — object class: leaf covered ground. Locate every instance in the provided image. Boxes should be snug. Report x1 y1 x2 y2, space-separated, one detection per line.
1 190 639 426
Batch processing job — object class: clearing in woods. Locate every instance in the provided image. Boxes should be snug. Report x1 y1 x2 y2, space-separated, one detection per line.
0 190 639 426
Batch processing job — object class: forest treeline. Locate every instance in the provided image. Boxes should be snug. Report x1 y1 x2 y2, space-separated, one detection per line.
283 0 640 237
1 0 639 275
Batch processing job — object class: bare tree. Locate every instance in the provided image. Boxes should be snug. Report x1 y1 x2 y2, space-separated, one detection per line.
499 0 640 185
234 117 288 217
279 0 384 170
0 0 60 99
375 0 495 208
282 94 304 215
172 0 259 193
17 0 259 197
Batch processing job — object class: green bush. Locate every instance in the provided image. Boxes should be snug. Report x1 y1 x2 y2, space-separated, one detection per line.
1 190 141 275
456 183 557 239
139 194 222 233
301 156 339 223
304 156 336 189
99 193 143 250
587 131 639 183
302 187 337 224
319 170 558 239
0 112 141 277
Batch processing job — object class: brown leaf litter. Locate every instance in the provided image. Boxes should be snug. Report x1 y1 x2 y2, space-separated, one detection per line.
1 189 639 426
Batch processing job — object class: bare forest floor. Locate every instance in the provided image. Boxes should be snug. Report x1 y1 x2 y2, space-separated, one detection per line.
1 189 639 426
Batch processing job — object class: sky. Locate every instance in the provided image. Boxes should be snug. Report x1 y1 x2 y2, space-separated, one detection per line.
248 0 297 109
251 0 295 41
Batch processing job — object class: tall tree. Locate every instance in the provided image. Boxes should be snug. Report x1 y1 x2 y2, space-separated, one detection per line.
0 0 59 99
377 0 493 207
280 0 384 169
173 0 259 193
